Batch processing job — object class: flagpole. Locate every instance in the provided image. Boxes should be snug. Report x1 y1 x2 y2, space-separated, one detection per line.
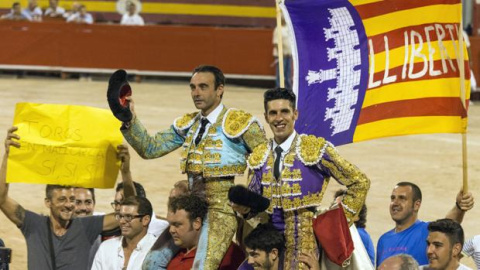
458 19 468 194
276 0 285 88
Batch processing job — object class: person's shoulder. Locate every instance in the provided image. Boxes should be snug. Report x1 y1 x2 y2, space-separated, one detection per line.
173 111 200 131
222 108 259 138
297 134 331 165
99 236 122 249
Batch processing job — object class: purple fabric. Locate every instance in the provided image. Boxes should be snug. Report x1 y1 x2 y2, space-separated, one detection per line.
283 0 369 146
271 208 286 233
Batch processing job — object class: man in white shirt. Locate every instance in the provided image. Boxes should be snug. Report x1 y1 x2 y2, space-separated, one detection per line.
44 0 65 18
92 196 157 270
66 4 93 24
22 0 42 21
120 1 144 26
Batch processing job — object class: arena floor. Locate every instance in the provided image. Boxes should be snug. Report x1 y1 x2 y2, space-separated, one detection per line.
0 76 479 269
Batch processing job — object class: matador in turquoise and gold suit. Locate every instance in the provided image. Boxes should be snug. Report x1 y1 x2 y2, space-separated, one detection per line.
123 101 266 269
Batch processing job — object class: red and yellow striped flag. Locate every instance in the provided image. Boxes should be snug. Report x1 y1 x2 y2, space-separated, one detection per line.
283 0 470 145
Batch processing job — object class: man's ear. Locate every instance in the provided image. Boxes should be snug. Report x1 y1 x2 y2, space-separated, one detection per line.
193 217 202 231
269 248 279 261
216 84 224 98
413 200 421 212
44 198 51 208
452 243 462 257
142 215 151 227
293 109 299 121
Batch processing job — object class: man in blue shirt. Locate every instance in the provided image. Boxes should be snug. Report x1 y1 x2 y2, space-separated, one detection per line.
376 182 474 266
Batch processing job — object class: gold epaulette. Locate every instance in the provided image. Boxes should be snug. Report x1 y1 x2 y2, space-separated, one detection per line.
222 108 257 138
296 134 329 166
247 142 269 169
173 112 199 131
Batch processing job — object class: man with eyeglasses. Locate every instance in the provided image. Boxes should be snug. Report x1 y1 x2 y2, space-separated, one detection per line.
102 145 168 241
92 196 157 270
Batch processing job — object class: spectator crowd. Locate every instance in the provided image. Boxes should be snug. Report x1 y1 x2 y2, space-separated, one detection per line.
0 0 144 25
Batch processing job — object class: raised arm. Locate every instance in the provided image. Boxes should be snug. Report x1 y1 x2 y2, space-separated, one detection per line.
445 189 474 223
120 97 185 159
117 144 136 198
0 126 26 227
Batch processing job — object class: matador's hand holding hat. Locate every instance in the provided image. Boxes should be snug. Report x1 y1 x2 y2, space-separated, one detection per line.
107 69 132 122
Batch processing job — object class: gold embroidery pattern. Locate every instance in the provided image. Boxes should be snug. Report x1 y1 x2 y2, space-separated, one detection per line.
247 142 269 170
203 153 222 164
223 109 254 138
203 179 237 269
242 122 267 151
297 135 326 165
320 145 370 224
185 164 247 177
284 210 317 270
174 112 199 130
282 169 302 182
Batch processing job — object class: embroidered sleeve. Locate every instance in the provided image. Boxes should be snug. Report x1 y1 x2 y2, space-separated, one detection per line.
318 144 370 225
242 122 267 153
121 117 185 159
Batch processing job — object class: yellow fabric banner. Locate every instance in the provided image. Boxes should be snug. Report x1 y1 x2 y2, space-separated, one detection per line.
7 103 123 188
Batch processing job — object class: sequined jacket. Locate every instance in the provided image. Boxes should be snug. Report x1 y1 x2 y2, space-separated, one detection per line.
122 107 266 177
247 134 370 223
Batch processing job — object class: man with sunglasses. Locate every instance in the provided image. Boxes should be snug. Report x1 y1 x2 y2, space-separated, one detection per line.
92 196 157 270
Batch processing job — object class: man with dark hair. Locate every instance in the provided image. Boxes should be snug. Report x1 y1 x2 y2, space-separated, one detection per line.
92 196 157 269
244 223 286 270
74 188 95 217
163 194 244 270
420 219 471 270
378 254 419 270
376 182 474 266
0 127 119 270
232 88 370 269
118 64 266 268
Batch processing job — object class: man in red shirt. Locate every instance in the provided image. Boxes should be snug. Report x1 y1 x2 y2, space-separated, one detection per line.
166 194 244 269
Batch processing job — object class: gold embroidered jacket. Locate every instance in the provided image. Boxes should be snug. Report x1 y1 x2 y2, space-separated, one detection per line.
122 107 266 177
247 134 370 223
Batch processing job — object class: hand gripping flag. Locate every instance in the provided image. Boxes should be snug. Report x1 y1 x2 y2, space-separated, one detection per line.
281 0 470 146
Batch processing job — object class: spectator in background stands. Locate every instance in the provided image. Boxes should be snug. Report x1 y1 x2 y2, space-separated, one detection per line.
66 4 93 24
63 1 80 20
44 0 65 18
121 1 144 26
22 0 42 21
1 2 31 21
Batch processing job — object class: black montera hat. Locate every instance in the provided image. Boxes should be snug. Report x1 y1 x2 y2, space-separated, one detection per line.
107 69 132 122
228 185 270 213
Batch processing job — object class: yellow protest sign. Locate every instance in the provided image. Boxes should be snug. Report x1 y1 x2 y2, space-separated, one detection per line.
7 103 123 188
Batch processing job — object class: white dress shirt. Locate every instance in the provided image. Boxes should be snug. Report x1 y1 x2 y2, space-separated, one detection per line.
272 130 297 171
121 13 145 26
194 103 224 141
92 233 157 270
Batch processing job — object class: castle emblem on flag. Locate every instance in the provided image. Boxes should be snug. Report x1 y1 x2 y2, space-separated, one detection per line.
306 7 362 136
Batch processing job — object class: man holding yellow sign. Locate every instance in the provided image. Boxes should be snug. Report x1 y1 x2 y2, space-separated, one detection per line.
0 127 120 270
